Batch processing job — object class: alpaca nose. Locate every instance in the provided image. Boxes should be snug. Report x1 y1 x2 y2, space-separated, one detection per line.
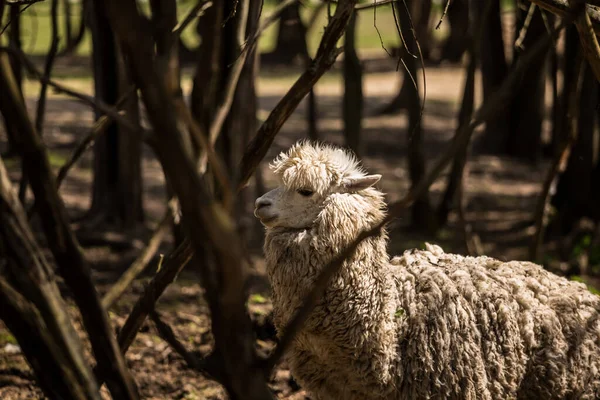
255 197 272 210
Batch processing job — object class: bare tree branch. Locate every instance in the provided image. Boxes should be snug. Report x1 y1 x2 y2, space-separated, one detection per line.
0 1 38 36
571 0 600 81
528 0 600 33
116 240 194 354
0 52 140 400
530 52 586 262
436 0 451 29
102 200 176 309
19 0 59 202
55 86 136 188
208 0 251 147
34 0 59 136
355 0 394 10
104 1 275 397
516 3 538 49
149 310 203 369
172 0 211 37
0 46 144 134
0 154 103 400
0 276 99 400
241 0 299 57
237 0 358 191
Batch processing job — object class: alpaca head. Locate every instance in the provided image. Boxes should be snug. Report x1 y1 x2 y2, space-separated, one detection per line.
254 141 382 229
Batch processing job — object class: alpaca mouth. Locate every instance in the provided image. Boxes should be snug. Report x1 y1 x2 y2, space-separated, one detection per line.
258 215 277 226
254 208 277 225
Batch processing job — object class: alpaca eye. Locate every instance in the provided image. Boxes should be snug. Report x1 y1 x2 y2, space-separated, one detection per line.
297 189 314 197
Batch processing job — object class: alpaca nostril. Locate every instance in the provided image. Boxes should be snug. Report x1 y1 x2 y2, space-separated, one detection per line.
255 198 272 210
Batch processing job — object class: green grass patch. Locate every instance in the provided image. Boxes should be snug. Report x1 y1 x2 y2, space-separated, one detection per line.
571 275 600 296
249 293 269 304
47 150 68 168
10 0 402 56
0 331 17 346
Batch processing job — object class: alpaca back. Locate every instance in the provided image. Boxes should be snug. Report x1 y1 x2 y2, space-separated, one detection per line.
391 245 600 399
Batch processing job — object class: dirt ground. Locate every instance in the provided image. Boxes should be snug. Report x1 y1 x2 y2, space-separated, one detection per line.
0 51 588 399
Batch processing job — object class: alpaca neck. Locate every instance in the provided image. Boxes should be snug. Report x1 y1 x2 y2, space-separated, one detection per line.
264 188 393 330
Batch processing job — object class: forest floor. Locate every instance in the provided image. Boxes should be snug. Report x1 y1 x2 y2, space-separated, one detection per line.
0 53 598 399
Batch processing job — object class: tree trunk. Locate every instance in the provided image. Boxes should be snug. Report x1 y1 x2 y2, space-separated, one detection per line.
377 0 431 115
262 0 308 65
150 0 189 245
88 0 143 229
0 4 23 157
474 0 510 153
441 0 469 62
414 0 432 60
343 11 363 156
552 26 579 157
507 5 549 163
396 0 436 233
60 0 88 56
192 0 224 138
549 65 597 236
221 0 261 243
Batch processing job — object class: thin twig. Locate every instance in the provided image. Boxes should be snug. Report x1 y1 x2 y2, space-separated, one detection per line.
355 0 394 10
94 239 194 387
34 0 59 136
529 0 600 35
391 0 415 59
19 0 60 202
174 99 233 211
0 1 37 36
102 200 176 310
172 0 211 37
0 46 144 134
149 310 202 369
237 0 358 190
399 0 426 138
571 0 600 82
540 9 558 48
116 239 194 354
207 0 250 147
55 86 136 188
530 52 585 262
263 15 570 374
436 0 451 29
374 0 393 57
515 3 537 50
241 0 299 61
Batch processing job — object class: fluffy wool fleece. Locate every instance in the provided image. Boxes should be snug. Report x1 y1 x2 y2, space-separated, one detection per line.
261 141 600 400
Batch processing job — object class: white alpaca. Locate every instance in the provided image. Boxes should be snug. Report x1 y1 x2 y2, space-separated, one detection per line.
255 141 600 400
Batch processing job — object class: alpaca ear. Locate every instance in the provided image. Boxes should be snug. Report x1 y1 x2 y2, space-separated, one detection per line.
342 174 381 191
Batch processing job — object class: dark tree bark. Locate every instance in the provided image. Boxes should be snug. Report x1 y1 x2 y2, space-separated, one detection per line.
192 0 223 140
343 11 363 156
0 4 23 157
507 5 549 162
60 0 87 56
441 0 470 62
396 0 436 233
549 64 598 236
474 0 510 153
262 0 308 65
0 50 139 400
88 0 143 229
377 0 431 115
552 26 579 156
0 153 102 400
414 0 432 60
219 0 262 242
